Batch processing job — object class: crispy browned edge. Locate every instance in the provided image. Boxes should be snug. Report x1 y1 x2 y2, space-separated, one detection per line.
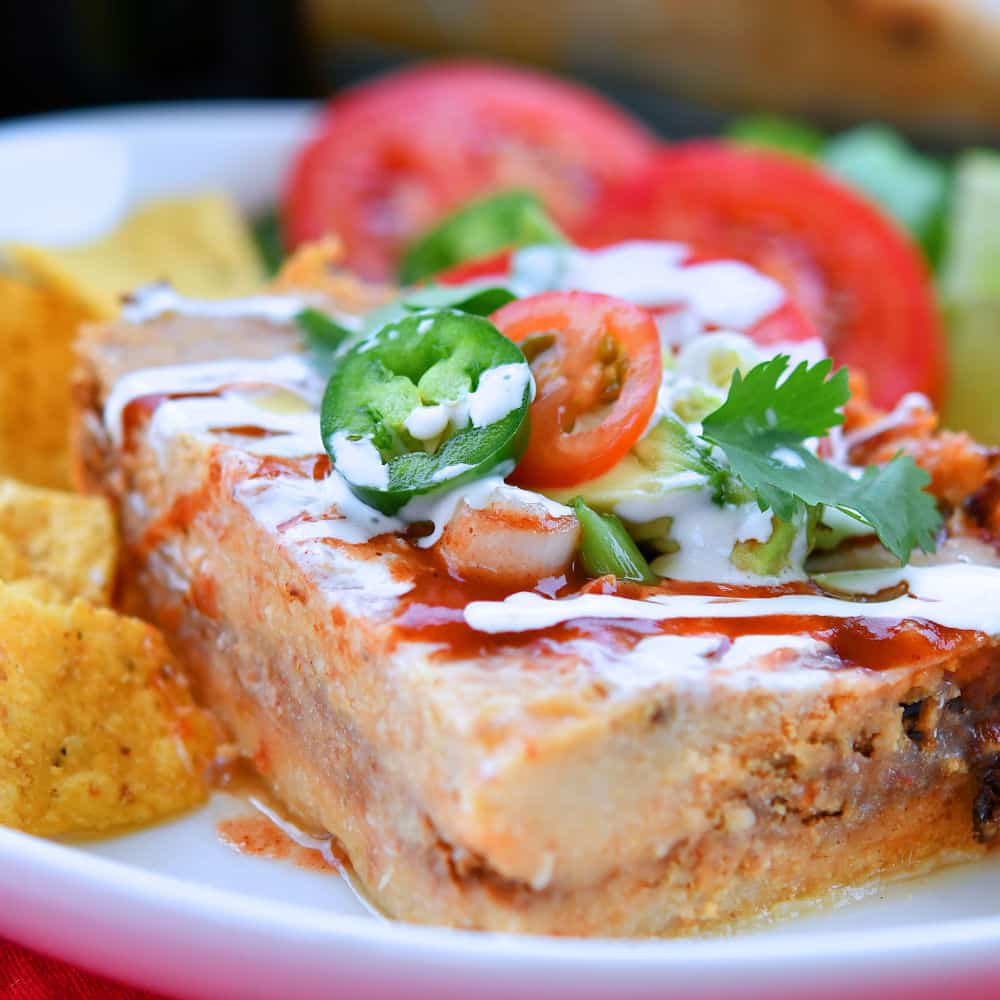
71 316 1000 936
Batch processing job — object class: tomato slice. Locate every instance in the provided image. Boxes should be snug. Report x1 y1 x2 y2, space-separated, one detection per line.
580 142 946 408
283 61 656 281
491 292 661 487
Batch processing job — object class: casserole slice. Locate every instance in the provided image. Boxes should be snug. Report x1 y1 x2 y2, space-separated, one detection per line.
72 279 1000 936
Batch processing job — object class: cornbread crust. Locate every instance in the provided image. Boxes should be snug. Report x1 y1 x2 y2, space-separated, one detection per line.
73 315 1000 935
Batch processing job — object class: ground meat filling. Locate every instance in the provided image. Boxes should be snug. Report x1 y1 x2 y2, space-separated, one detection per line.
973 718 1000 843
898 686 1000 844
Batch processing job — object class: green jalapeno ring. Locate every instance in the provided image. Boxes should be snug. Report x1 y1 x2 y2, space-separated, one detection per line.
398 190 565 285
321 309 532 515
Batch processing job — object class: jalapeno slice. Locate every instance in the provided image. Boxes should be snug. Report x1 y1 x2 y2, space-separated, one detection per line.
296 307 355 377
398 190 565 285
321 310 532 514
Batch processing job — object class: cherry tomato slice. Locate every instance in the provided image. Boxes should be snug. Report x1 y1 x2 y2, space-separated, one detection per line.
283 61 656 281
580 142 946 408
491 292 661 488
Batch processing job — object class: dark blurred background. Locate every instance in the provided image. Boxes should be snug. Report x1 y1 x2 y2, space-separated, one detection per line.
0 0 733 138
7 0 999 143
0 0 1000 144
0 2 311 118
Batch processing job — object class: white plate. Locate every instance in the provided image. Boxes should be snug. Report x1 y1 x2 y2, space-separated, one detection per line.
1 102 999 1000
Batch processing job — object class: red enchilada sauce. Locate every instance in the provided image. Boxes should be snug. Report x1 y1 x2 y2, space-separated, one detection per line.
389 558 990 672
122 391 991 675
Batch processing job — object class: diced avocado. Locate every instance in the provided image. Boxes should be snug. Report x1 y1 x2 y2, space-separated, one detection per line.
940 302 1000 445
623 516 678 557
542 415 724 512
631 414 717 477
730 515 799 576
940 150 1000 302
669 383 724 424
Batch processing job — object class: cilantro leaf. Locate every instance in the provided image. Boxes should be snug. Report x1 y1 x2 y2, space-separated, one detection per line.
701 356 941 564
704 355 849 443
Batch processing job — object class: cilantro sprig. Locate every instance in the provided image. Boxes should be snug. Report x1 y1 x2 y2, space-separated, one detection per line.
700 356 941 564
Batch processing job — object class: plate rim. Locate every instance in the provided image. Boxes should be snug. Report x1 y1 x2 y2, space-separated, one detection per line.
3 821 999 966
0 98 318 137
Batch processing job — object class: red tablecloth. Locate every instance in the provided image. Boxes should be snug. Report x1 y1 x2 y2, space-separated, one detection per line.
1 939 167 1000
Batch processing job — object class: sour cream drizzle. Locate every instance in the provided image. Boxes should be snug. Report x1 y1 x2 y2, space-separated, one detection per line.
511 242 786 331
121 284 315 326
463 564 1000 635
103 354 323 447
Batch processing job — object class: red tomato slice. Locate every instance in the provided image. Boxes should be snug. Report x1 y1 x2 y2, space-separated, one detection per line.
581 142 946 408
742 299 816 346
491 292 661 488
283 61 656 281
437 249 818 345
435 250 513 286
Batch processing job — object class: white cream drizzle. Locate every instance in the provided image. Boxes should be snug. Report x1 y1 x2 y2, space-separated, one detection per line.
431 462 474 483
511 242 786 331
103 354 322 447
466 363 533 426
329 433 389 490
121 284 315 326
403 403 452 441
649 498 807 585
399 362 532 444
235 470 401 545
608 634 838 694
463 564 1000 635
146 395 323 460
735 506 775 543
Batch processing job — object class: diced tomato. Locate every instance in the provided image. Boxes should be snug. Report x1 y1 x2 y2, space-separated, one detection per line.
580 142 946 408
283 61 656 281
491 292 661 488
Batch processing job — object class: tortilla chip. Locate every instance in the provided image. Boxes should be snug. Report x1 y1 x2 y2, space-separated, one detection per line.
0 478 117 605
0 534 28 582
0 590 216 837
273 236 394 314
1 578 65 604
0 274 98 490
9 191 265 317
